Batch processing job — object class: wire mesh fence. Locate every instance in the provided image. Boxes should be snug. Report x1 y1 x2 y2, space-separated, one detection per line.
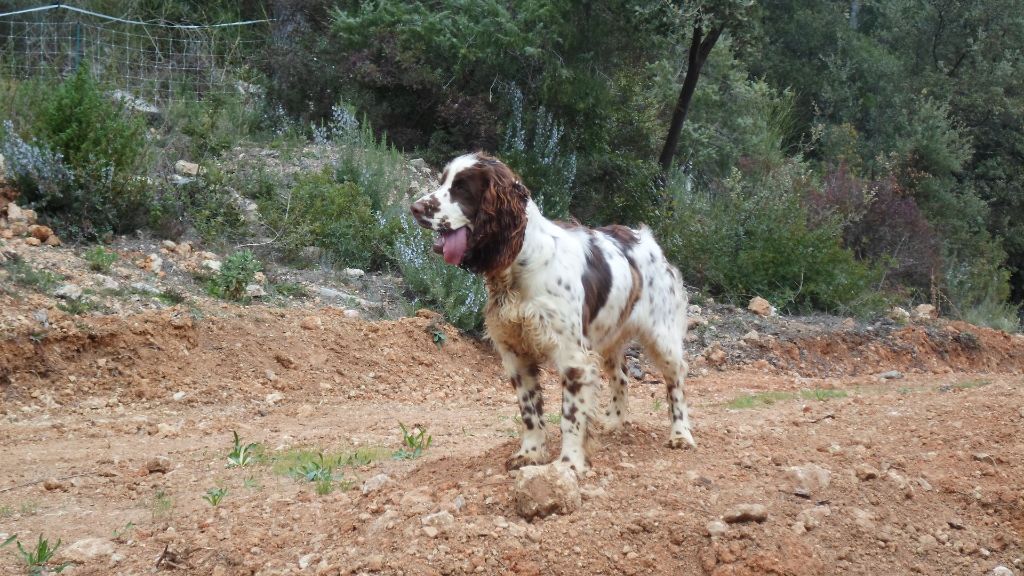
0 4 269 103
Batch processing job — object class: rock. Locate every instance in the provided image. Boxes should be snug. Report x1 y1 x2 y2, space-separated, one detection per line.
409 158 428 171
25 237 41 246
344 268 365 279
161 240 177 251
913 304 937 319
298 553 319 570
43 234 61 247
265 393 284 405
784 464 832 497
687 316 708 330
172 391 187 402
795 505 831 532
130 282 160 295
705 346 727 366
706 520 729 538
361 474 392 495
889 307 911 323
422 511 455 529
301 316 323 330
317 286 355 302
991 567 1014 576
343 309 360 319
855 464 880 481
513 463 581 521
748 296 775 317
245 283 266 298
879 370 904 380
62 538 115 563
54 283 83 300
32 309 48 326
145 456 171 474
741 329 760 343
175 242 192 256
422 526 439 538
723 503 768 524
174 160 200 177
6 203 26 222
850 508 876 532
147 254 163 274
29 224 52 241
201 259 222 272
688 304 702 316
43 478 66 491
254 271 266 284
111 90 160 115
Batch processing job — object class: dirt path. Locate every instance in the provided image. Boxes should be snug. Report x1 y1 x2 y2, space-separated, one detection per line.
1 308 1022 576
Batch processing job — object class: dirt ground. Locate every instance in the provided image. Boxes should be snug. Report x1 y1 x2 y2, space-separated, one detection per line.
2 243 1024 576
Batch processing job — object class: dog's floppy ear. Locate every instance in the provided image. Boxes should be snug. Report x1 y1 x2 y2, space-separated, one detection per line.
463 157 530 275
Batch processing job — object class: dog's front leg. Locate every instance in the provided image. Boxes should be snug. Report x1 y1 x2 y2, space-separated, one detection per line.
553 349 600 472
499 349 548 470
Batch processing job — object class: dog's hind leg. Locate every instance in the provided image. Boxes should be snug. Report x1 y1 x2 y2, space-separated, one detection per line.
641 333 696 449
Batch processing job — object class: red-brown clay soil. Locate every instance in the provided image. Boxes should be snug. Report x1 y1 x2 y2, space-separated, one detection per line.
1 306 1023 575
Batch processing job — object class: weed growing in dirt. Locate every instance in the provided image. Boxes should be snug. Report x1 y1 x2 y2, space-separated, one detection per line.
800 389 848 401
939 379 991 392
57 296 105 316
243 476 261 490
155 289 186 305
430 326 447 350
84 246 118 272
653 398 664 412
284 452 353 495
152 490 173 521
727 391 797 409
207 250 261 302
17 501 38 516
3 260 61 292
3 533 70 575
227 431 263 468
393 423 432 460
271 282 308 299
112 522 135 542
203 487 228 506
545 412 561 425
0 505 12 518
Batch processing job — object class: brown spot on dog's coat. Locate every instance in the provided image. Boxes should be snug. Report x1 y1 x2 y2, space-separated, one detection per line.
581 237 612 334
597 225 638 251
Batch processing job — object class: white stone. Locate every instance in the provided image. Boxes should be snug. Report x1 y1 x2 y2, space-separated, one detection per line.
361 474 392 495
513 463 581 520
62 538 116 563
54 284 83 300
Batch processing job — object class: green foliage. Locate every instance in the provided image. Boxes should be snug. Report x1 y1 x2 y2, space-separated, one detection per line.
391 214 486 332
207 250 261 302
2 260 62 293
203 487 228 507
1 67 153 239
659 161 885 314
5 534 70 575
84 246 118 273
393 423 432 460
152 490 173 521
226 431 262 468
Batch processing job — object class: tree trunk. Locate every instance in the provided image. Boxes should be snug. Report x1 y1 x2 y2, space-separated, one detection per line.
658 22 724 175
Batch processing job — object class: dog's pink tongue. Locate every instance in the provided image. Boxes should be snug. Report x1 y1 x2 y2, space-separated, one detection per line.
442 227 469 265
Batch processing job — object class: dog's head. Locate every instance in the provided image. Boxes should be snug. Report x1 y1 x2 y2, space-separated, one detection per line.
410 152 530 274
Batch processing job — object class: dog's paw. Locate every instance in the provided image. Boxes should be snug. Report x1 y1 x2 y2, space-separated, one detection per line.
668 428 696 449
505 451 547 471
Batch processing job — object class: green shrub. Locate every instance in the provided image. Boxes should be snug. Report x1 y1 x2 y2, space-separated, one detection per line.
658 160 885 315
207 250 261 302
1 68 153 239
391 213 486 332
84 246 118 273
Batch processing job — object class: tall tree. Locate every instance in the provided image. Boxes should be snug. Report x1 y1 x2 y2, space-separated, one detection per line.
658 1 755 174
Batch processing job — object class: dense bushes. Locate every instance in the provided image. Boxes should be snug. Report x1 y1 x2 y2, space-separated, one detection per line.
658 161 883 315
1 68 153 238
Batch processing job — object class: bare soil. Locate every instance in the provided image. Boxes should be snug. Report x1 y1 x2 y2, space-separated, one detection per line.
1 240 1023 576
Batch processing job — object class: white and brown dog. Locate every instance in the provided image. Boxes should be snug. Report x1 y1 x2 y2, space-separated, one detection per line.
410 152 694 471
